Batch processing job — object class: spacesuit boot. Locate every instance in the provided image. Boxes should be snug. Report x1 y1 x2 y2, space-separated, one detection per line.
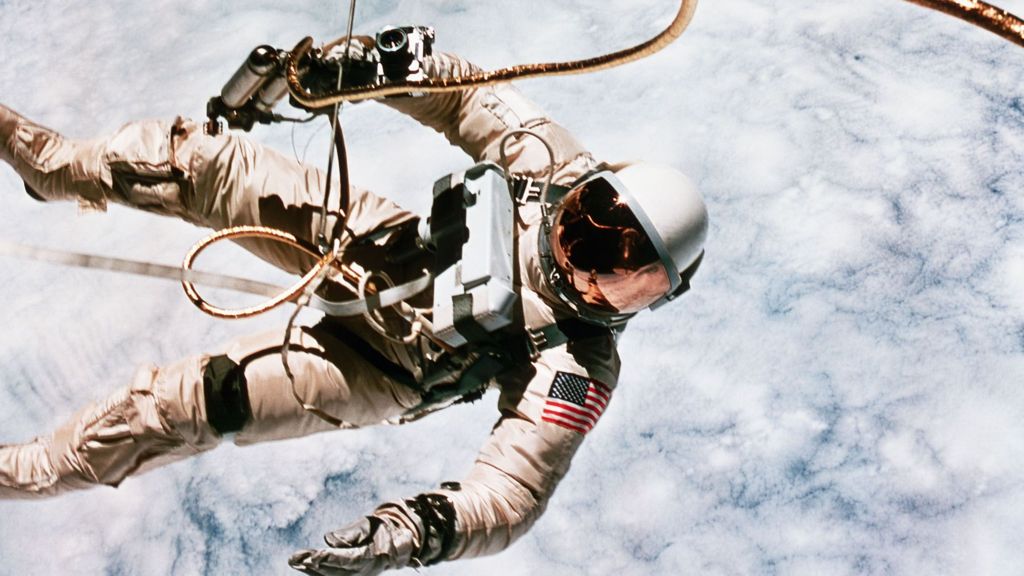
0 103 110 206
0 104 16 165
0 435 91 500
0 406 123 500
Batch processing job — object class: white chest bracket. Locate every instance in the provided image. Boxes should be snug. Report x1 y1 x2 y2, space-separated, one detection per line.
423 162 517 348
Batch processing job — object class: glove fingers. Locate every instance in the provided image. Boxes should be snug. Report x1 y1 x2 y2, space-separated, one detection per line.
288 549 329 575
289 549 360 576
325 516 381 548
291 507 417 575
290 547 383 576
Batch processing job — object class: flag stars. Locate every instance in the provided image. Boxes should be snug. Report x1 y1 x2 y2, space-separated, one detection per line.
543 371 611 435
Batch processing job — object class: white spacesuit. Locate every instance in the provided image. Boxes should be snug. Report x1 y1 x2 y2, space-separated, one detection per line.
0 49 707 574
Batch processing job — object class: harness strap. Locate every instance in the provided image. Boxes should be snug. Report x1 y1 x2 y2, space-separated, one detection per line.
509 175 570 206
310 272 432 317
525 318 614 360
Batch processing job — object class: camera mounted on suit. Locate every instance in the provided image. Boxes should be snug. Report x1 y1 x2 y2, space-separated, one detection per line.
204 25 436 134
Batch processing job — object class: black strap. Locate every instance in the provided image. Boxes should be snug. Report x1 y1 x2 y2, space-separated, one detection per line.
411 349 506 412
203 355 252 435
676 250 704 297
452 293 492 343
429 175 468 272
406 493 457 565
549 318 613 345
524 317 613 360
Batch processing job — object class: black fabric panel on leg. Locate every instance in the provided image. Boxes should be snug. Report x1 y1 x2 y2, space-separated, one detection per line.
203 355 252 434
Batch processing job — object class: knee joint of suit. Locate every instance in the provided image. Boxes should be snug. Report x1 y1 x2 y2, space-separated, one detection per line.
203 355 252 435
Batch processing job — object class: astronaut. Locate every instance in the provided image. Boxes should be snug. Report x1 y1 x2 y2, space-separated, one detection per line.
0 41 707 575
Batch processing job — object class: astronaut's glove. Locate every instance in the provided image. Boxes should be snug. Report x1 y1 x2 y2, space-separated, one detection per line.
300 36 380 99
288 514 414 576
289 494 457 576
323 36 378 67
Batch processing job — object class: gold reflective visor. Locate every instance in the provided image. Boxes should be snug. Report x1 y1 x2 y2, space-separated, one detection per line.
548 173 673 315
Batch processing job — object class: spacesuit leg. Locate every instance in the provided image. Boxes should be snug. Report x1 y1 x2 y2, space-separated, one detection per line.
225 323 423 445
0 353 220 500
0 104 111 210
0 323 421 500
0 103 416 277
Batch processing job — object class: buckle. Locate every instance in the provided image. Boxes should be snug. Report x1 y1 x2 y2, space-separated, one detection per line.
525 327 548 360
515 176 544 205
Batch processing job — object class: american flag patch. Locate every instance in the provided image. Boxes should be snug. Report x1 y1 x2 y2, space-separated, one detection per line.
542 371 612 435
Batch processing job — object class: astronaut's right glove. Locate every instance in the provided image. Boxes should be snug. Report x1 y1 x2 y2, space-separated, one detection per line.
288 494 456 576
305 35 380 95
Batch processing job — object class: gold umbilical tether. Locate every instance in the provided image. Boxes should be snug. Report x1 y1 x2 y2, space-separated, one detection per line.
284 0 1024 110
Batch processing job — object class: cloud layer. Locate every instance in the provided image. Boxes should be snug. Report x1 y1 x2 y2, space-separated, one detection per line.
1 0 1023 574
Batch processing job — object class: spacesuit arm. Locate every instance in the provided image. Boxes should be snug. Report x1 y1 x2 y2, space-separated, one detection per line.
288 337 618 574
426 334 620 561
382 53 598 183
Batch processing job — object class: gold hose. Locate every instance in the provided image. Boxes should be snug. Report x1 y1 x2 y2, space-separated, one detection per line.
181 226 371 320
285 0 1024 110
181 226 333 319
906 0 1024 48
286 0 700 108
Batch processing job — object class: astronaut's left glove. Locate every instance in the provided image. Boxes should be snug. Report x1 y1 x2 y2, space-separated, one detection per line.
300 35 380 98
289 494 457 576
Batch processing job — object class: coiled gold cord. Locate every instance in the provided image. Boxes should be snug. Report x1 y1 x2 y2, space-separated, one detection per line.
182 226 370 320
181 226 336 319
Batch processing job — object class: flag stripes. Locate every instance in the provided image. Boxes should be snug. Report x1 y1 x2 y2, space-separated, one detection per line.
542 371 612 435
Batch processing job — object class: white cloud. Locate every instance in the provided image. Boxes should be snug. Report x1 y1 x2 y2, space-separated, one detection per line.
2 0 1024 574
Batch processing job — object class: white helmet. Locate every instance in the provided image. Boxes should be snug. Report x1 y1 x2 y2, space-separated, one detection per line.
541 162 708 325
